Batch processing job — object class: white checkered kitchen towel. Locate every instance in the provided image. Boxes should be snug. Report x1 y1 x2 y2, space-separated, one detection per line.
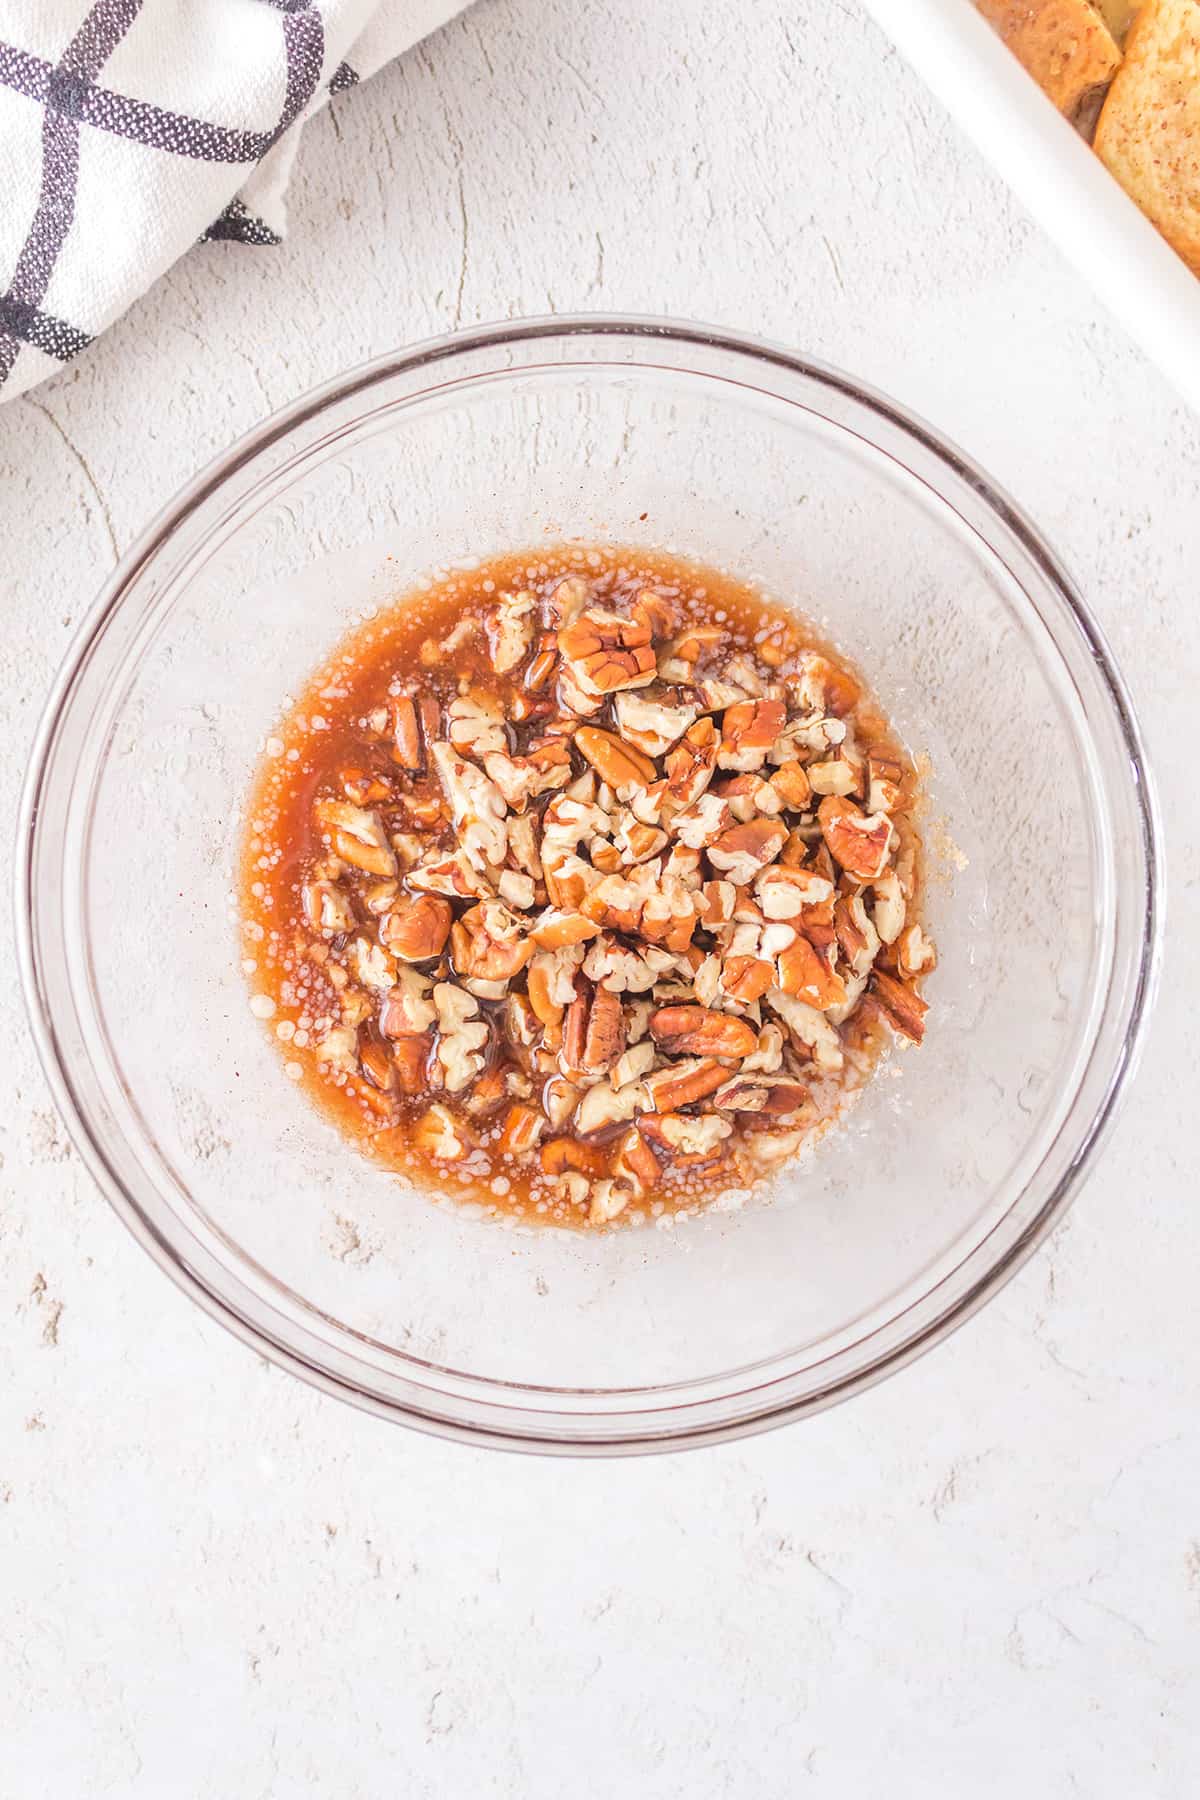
0 0 467 403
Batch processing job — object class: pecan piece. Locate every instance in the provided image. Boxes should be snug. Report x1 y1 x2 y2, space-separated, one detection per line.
755 865 835 919
834 893 881 979
765 989 844 1072
431 742 509 870
867 749 905 814
581 984 626 1076
302 879 355 937
412 1103 473 1162
612 691 698 757
613 1126 662 1193
314 800 397 878
379 894 452 963
379 969 437 1037
870 870 907 945
870 970 929 1044
794 651 861 717
817 795 894 881
447 687 507 758
649 1006 757 1060
530 908 601 951
391 694 440 771
486 589 536 674
575 725 657 791
558 607 657 695
897 922 937 977
432 982 489 1092
497 1102 545 1156
769 760 812 811
450 900 532 989
777 935 847 1011
391 1033 433 1095
664 717 719 804
639 1112 732 1160
718 698 787 773
642 1057 729 1111
540 1137 610 1179
707 818 788 885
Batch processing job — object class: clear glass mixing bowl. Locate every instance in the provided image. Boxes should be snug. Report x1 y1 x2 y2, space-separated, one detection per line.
17 317 1161 1453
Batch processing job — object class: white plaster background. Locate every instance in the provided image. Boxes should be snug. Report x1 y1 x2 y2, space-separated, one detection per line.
0 2 1197 1793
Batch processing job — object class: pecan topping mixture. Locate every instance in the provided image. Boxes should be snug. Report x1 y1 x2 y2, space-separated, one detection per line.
241 549 935 1228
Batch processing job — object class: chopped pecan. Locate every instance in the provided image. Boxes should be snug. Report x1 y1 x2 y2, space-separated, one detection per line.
834 893 881 979
649 1006 757 1060
870 970 929 1043
867 749 905 813
588 1181 629 1225
664 717 719 804
897 922 937 977
302 879 355 937
631 587 681 638
544 574 592 628
671 792 733 849
575 1076 648 1134
769 760 812 811
391 1033 433 1094
640 1112 732 1160
447 687 507 757
574 725 657 793
358 1040 395 1092
541 1137 610 1177
870 869 906 945
530 907 601 950
718 699 787 773
581 984 626 1075
348 936 397 991
432 982 489 1091
613 1126 662 1192
380 894 452 963
314 800 397 878
808 755 862 798
340 766 392 806
755 864 835 919
777 935 847 1011
582 937 674 994
497 1102 545 1155
613 690 698 757
407 850 493 900
612 1040 657 1089
431 743 508 870
765 989 844 1072
412 1103 471 1162
497 869 536 910
707 818 788 885
817 795 894 881
391 694 439 771
542 1076 581 1128
379 968 437 1036
558 607 657 695
451 900 532 990
793 651 861 716
486 590 536 674
484 740 572 809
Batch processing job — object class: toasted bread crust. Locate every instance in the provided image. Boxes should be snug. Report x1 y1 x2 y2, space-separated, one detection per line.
977 0 1122 114
1095 0 1200 274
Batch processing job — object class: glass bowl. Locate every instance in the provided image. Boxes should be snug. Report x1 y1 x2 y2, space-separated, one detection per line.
17 317 1161 1454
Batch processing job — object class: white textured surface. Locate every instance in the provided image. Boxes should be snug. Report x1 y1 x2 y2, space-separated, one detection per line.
1 1 1197 1793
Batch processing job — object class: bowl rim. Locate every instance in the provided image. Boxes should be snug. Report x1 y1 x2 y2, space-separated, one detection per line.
15 312 1164 1456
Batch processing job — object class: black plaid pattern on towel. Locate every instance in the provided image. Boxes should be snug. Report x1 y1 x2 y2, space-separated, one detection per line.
0 0 465 402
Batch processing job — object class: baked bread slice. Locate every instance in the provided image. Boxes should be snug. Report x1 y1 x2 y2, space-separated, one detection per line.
1094 0 1200 274
976 0 1123 115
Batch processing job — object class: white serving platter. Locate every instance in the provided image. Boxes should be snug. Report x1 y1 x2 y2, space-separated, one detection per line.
861 0 1200 415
